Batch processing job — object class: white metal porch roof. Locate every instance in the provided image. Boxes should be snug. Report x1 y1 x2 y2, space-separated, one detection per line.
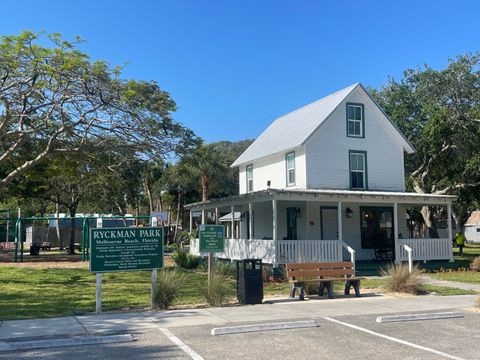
184 188 456 210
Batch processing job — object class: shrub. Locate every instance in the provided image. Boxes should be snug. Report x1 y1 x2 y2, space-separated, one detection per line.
153 269 186 309
213 261 237 278
380 263 424 295
470 257 480 272
172 246 199 269
203 272 233 306
304 282 320 296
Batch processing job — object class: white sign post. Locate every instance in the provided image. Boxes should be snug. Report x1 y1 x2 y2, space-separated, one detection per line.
151 216 158 308
95 217 103 314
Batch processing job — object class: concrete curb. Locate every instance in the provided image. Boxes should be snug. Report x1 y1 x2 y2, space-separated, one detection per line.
0 334 134 352
376 311 464 323
211 320 318 336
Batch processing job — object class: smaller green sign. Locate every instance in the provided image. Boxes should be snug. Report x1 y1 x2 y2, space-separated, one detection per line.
199 224 225 252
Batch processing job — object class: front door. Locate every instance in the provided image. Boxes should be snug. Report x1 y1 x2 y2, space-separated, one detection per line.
286 207 298 240
320 207 338 240
360 207 394 255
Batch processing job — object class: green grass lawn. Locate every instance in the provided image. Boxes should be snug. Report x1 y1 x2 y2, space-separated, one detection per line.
0 266 210 320
1 265 476 321
428 271 480 284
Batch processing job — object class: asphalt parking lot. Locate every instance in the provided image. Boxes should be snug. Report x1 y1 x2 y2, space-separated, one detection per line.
2 310 479 360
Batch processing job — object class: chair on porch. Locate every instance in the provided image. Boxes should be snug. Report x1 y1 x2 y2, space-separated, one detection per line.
373 231 394 261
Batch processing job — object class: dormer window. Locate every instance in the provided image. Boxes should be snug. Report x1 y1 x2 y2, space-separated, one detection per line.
347 103 364 138
246 164 253 192
286 152 295 186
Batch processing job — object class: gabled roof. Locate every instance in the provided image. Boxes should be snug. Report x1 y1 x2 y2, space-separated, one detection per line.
231 83 414 167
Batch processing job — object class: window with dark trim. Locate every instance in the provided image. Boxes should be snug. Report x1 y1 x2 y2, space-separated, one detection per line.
349 151 367 190
347 103 364 138
246 164 253 192
286 152 295 186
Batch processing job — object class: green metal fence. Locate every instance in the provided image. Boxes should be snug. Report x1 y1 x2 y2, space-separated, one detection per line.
9 216 157 262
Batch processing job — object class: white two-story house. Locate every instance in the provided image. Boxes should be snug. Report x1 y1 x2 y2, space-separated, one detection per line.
186 83 455 266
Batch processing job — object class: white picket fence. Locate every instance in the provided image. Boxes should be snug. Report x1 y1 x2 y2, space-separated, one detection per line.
189 238 346 264
398 238 453 262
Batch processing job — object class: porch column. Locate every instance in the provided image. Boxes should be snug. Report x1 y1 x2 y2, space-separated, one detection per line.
215 208 219 225
272 199 277 241
248 203 253 240
230 205 235 239
394 202 400 264
337 201 343 261
189 210 193 233
447 203 454 262
201 209 205 225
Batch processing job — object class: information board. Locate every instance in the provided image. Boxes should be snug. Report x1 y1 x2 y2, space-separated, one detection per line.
199 224 225 252
90 227 163 273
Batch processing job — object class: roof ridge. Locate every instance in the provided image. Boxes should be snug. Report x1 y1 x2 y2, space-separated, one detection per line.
271 82 360 123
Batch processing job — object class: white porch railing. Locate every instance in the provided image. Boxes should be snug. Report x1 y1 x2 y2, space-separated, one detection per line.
276 240 342 264
189 238 347 264
189 238 276 264
398 238 453 262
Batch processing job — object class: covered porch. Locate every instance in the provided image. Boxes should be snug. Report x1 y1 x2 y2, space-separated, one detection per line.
186 189 456 266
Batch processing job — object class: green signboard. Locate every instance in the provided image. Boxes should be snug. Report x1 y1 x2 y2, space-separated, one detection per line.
90 227 163 273
199 224 225 252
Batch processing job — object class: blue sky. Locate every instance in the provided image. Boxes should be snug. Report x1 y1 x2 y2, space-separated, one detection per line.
1 1 479 143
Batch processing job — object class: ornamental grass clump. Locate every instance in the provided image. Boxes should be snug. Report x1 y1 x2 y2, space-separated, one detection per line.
153 269 186 310
203 272 232 306
380 262 424 295
470 256 480 272
172 246 199 269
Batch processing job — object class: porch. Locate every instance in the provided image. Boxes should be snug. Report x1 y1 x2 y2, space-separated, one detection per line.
185 189 456 266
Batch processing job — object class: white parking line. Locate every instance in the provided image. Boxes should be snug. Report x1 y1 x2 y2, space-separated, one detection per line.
158 328 205 360
322 317 466 360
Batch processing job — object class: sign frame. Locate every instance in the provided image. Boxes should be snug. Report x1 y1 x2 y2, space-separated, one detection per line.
199 224 225 253
89 226 164 273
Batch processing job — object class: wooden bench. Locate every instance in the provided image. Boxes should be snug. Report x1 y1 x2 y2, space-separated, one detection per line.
285 261 364 300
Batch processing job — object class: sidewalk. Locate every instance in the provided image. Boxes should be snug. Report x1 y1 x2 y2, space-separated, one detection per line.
421 275 480 292
0 293 477 341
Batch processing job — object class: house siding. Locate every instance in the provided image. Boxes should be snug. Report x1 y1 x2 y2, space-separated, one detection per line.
238 147 306 194
305 87 405 192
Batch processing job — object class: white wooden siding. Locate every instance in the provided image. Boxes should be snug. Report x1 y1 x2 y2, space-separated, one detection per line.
238 147 306 194
305 87 405 191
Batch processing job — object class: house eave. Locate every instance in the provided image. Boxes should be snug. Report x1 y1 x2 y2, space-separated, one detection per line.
184 188 457 210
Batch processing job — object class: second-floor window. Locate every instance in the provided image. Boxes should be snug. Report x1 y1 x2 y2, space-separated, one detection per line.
349 151 367 190
286 152 295 186
246 164 253 192
347 103 364 138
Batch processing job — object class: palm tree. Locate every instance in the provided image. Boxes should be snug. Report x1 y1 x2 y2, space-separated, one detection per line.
182 144 227 201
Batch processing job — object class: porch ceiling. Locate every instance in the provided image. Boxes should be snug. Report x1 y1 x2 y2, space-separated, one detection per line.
184 188 456 210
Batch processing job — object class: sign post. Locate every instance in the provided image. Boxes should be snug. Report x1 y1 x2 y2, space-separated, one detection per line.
89 225 164 313
199 224 225 286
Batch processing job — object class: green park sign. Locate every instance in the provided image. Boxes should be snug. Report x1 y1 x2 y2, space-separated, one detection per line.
199 224 225 252
90 227 163 273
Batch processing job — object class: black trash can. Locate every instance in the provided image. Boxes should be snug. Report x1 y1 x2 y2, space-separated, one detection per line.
237 259 263 304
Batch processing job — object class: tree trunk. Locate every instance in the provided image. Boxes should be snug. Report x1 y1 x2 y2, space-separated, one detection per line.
201 175 208 202
144 179 153 214
56 200 62 250
68 207 76 255
174 191 181 243
421 206 439 238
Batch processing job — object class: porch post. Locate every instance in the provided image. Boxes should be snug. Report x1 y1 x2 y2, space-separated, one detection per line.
201 208 205 225
189 210 193 233
272 199 278 241
447 202 454 262
394 202 400 264
337 201 343 261
230 205 235 239
215 208 219 225
248 203 253 240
